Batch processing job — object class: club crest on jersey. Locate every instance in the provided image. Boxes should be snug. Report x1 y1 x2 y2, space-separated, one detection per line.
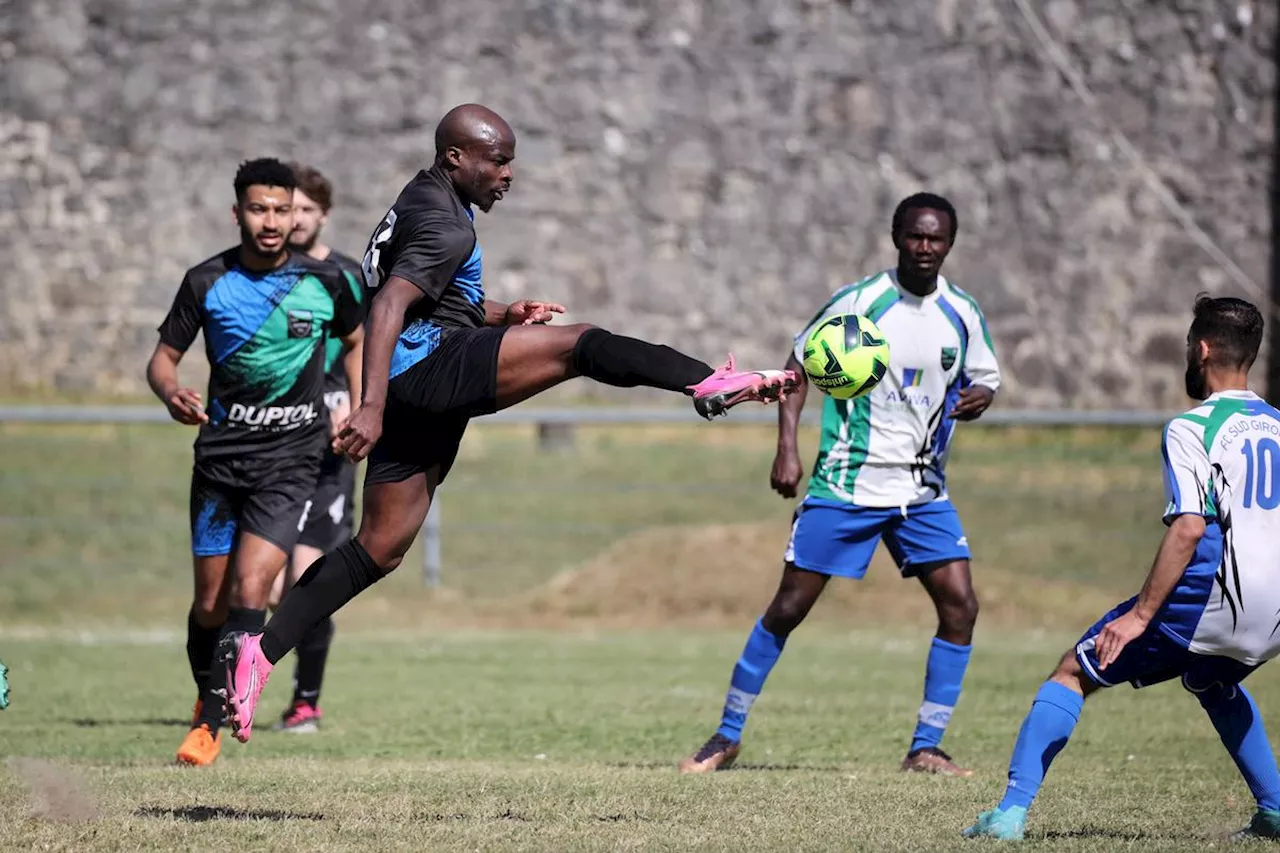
287 310 314 338
940 347 958 370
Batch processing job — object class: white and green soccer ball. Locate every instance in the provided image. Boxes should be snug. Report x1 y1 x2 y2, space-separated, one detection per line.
801 314 891 400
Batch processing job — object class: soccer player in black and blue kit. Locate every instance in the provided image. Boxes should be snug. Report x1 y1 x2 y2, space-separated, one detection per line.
220 105 799 741
147 158 364 765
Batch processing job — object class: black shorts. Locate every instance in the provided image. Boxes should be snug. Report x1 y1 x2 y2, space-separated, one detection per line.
189 452 322 557
297 451 357 550
366 325 507 486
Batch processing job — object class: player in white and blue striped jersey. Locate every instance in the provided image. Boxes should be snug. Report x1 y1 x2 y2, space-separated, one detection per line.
680 194 1000 776
966 295 1280 841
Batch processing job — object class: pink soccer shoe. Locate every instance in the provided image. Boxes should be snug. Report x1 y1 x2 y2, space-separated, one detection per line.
688 355 799 420
271 700 323 734
221 632 274 743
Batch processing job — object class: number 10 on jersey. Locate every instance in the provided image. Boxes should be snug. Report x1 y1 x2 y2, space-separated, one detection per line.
1241 438 1280 509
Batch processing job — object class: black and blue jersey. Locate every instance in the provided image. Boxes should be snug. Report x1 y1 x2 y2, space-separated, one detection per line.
360 164 485 378
159 248 363 460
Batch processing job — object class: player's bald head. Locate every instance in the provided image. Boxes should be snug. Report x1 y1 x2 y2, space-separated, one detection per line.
434 104 516 213
434 104 515 158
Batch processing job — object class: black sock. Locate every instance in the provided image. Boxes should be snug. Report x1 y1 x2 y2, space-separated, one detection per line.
291 617 335 708
572 328 714 393
198 606 266 731
185 608 221 694
261 539 382 665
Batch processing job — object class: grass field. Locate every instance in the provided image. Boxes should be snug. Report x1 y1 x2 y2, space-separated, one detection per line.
1 630 1272 851
2 419 1263 851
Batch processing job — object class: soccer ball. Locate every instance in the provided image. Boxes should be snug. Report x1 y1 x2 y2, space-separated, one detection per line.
801 314 891 400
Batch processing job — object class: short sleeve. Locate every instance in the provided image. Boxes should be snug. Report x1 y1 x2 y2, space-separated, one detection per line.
387 209 476 302
331 269 365 338
157 274 203 352
961 301 1001 393
1162 418 1212 524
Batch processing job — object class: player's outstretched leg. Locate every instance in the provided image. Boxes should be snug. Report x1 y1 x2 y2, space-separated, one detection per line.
223 476 430 742
1191 680 1280 840
494 324 797 419
680 565 827 773
964 649 1092 841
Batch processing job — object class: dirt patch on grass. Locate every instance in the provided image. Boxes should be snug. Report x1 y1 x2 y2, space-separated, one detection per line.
6 758 98 822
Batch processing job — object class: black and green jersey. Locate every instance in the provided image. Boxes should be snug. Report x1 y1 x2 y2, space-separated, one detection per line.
158 247 363 460
319 249 366 399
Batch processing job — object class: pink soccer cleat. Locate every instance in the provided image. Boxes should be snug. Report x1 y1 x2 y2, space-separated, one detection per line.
271 700 323 734
688 355 799 420
220 632 273 743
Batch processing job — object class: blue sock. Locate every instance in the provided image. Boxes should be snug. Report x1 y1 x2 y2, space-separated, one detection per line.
715 619 787 742
999 681 1084 811
909 637 973 752
1199 684 1280 812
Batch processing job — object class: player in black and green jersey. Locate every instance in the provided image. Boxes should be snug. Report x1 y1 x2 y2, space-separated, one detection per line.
146 158 364 766
266 163 366 734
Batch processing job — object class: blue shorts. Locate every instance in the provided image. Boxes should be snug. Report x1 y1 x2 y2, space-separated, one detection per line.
1075 596 1261 691
783 497 971 579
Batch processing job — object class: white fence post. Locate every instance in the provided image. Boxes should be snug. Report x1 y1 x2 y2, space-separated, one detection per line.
422 495 442 588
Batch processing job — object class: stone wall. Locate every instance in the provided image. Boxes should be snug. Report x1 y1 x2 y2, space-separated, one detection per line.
2 0 1274 407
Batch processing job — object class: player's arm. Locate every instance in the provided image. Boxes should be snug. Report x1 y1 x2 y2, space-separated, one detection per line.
484 298 566 326
1095 419 1211 670
148 274 208 425
335 276 420 461
1095 515 1205 670
147 343 208 425
484 300 509 325
339 326 364 421
771 352 809 498
950 298 1001 421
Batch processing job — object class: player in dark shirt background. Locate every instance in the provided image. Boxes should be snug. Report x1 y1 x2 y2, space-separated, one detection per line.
146 158 364 765
265 162 366 734
221 105 798 741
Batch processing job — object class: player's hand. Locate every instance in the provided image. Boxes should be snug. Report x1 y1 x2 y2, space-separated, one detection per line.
1094 609 1149 671
950 385 995 421
770 449 805 499
165 388 208 425
334 403 384 462
504 300 566 325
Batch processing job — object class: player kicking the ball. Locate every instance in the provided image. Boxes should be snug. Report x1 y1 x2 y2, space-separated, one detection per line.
680 194 1000 776
965 296 1280 841
218 104 798 742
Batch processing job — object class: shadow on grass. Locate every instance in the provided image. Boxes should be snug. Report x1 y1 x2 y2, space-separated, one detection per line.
70 717 190 729
606 760 843 772
1039 827 1173 841
135 805 325 823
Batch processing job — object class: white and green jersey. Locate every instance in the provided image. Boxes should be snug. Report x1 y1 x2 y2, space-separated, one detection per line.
1157 391 1280 665
793 270 1000 508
